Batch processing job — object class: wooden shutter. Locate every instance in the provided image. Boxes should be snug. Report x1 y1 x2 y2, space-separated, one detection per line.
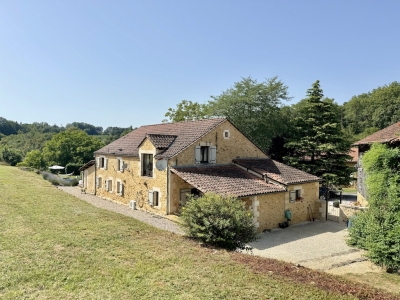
120 159 124 172
290 191 296 202
96 177 100 188
97 157 100 169
104 158 108 170
148 190 154 206
154 191 159 206
105 180 109 191
209 146 216 164
121 183 124 196
195 146 201 164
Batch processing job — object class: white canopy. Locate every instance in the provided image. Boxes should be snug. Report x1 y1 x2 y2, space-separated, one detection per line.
48 165 65 170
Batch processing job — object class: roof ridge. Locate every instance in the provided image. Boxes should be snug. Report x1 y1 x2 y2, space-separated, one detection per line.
139 117 226 129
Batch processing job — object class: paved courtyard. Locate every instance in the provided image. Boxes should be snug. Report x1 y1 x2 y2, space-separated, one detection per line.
248 220 381 274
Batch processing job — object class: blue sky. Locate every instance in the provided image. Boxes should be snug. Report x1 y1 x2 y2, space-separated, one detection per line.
1 1 399 129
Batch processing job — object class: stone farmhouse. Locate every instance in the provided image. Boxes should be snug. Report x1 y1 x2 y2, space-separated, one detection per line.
353 121 400 205
80 118 321 232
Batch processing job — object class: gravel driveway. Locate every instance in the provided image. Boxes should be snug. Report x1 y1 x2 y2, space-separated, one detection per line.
248 221 381 274
57 186 184 235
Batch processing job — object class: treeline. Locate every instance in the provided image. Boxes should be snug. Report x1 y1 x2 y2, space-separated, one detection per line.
0 119 133 167
0 119 133 139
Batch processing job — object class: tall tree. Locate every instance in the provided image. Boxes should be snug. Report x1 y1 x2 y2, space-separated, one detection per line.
163 100 209 123
42 127 104 167
343 81 400 135
285 80 352 186
208 77 291 152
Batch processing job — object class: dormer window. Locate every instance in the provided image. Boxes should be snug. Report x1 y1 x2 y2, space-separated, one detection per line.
142 154 153 177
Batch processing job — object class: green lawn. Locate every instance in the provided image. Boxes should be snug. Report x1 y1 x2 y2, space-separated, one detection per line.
342 188 357 193
0 166 397 299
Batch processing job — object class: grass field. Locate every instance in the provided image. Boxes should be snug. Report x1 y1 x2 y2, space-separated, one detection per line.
0 166 398 299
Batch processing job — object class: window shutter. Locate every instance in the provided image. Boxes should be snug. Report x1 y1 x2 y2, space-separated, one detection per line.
290 191 296 202
209 146 216 164
121 184 124 196
148 190 154 206
97 157 100 169
96 178 99 188
195 146 201 164
154 191 159 206
104 158 108 170
120 159 124 172
105 180 109 191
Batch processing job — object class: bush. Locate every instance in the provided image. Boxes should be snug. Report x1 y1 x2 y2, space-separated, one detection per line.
65 163 81 175
0 146 22 166
180 192 257 250
348 143 400 272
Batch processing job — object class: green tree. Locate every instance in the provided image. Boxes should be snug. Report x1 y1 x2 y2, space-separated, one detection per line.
18 149 45 169
348 143 400 272
208 76 291 152
285 80 352 186
163 100 209 123
0 146 22 166
42 127 104 167
181 192 257 250
343 81 400 135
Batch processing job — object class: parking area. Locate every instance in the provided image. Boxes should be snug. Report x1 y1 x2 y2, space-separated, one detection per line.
248 220 381 274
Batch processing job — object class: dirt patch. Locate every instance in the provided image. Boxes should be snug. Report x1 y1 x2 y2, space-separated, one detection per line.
231 252 400 300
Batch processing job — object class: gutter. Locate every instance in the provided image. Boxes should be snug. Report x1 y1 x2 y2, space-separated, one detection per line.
166 160 170 215
94 156 97 195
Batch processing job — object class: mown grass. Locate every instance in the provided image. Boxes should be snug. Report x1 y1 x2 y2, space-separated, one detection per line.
0 166 397 299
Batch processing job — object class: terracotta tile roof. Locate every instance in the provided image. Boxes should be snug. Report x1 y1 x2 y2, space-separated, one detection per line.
170 164 285 197
94 118 226 158
79 160 95 171
353 122 400 146
348 147 358 163
146 134 177 149
233 158 321 185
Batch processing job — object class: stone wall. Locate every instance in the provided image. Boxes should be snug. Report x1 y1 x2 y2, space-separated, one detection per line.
169 173 194 214
339 204 368 223
314 200 327 221
256 193 285 231
170 120 267 167
284 182 320 223
94 144 168 214
82 165 96 194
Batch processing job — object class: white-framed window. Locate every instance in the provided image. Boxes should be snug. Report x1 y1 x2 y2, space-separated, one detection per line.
290 189 302 202
148 190 159 206
223 130 230 139
195 146 216 164
105 179 113 192
142 154 153 177
96 177 102 188
97 156 108 169
117 157 124 172
116 180 124 196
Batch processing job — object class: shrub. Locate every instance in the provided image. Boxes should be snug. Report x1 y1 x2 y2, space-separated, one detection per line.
348 143 400 272
180 192 257 251
65 163 81 175
0 146 22 166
